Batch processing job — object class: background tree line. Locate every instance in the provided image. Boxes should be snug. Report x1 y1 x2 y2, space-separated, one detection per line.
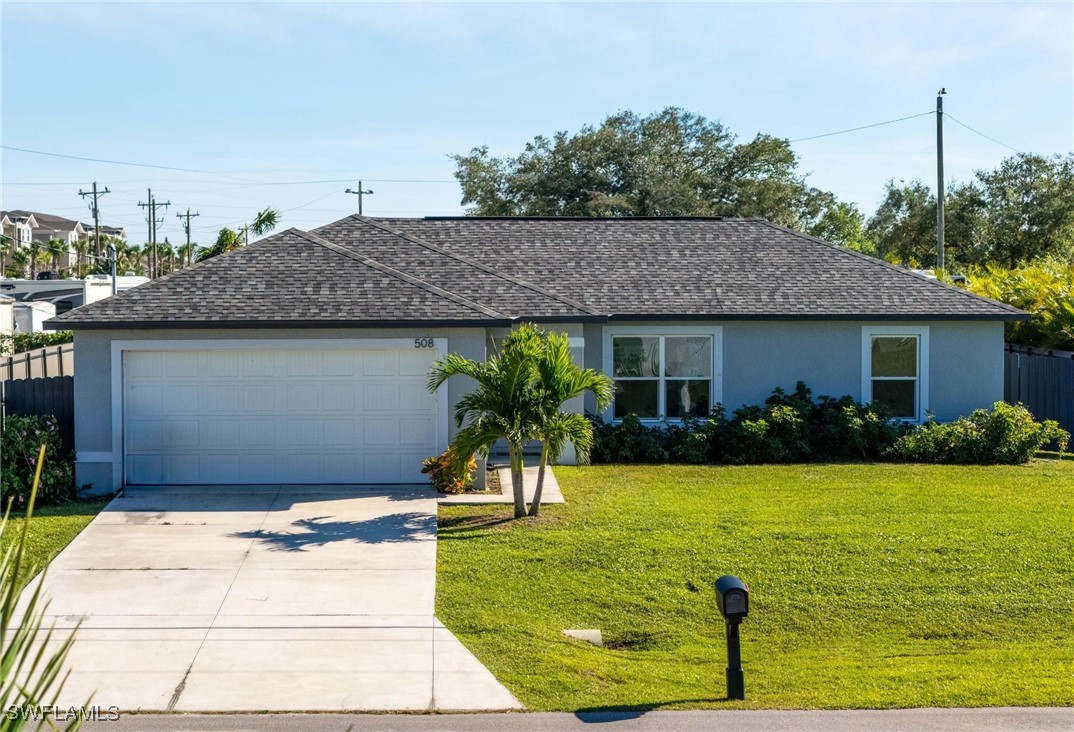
453 107 1074 350
453 107 1074 271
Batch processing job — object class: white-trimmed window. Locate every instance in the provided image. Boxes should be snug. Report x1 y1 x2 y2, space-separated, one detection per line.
862 326 929 422
603 326 722 421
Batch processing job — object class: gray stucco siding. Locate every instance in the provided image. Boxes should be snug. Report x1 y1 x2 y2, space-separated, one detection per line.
585 320 1005 422
73 327 486 493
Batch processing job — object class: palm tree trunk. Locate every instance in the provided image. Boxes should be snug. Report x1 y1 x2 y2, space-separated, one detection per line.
527 443 549 517
508 442 526 519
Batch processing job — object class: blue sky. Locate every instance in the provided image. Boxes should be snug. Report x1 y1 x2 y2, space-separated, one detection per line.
2 1 1071 244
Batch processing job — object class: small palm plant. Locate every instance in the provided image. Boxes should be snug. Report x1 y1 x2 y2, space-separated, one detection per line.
1 445 84 731
427 325 544 518
529 332 613 516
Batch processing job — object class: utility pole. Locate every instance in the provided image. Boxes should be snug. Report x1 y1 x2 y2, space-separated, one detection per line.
137 189 169 278
345 180 374 215
78 181 110 264
936 88 946 271
176 208 199 267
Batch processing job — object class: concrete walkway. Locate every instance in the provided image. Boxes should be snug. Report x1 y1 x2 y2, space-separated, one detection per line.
84 708 1074 731
438 466 564 505
23 486 521 713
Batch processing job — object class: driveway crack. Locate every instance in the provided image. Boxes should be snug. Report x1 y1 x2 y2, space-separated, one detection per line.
165 485 281 711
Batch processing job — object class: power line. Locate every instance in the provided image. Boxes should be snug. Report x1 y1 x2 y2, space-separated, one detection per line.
789 111 935 142
2 145 457 185
2 145 254 182
944 114 1023 154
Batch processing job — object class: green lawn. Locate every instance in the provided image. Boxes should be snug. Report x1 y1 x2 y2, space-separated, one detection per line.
436 462 1074 711
1 499 108 590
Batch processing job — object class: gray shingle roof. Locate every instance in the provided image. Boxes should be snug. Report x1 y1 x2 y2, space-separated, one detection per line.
49 216 1025 329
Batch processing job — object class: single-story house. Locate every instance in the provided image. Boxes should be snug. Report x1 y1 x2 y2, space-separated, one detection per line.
46 216 1026 492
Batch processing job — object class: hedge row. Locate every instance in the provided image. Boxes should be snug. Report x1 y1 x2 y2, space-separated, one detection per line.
590 382 1068 465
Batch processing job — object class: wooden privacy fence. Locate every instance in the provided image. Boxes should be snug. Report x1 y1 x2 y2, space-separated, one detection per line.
1005 344 1074 435
0 343 74 381
1 376 75 452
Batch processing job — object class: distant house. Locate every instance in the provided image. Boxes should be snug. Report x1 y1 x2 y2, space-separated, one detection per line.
0 211 38 249
46 215 1027 494
0 210 123 272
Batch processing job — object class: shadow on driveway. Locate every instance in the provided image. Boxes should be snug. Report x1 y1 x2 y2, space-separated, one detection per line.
230 512 435 551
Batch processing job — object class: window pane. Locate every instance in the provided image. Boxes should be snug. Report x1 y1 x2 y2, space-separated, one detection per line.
872 337 917 377
613 337 659 377
665 337 712 377
613 380 659 419
665 380 711 418
872 379 916 419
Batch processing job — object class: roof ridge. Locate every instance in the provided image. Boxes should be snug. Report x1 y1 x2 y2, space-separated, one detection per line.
753 220 1026 315
292 229 510 321
354 215 602 316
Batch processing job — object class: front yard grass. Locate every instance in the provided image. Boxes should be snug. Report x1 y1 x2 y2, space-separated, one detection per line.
1 499 108 591
436 462 1074 710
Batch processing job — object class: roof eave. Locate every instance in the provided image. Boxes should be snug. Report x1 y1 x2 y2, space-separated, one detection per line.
606 312 1031 323
44 317 516 331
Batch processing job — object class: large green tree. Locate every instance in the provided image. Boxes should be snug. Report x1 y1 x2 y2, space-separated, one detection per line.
453 108 843 231
867 154 1074 268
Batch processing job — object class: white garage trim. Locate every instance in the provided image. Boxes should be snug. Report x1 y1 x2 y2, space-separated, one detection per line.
109 339 449 488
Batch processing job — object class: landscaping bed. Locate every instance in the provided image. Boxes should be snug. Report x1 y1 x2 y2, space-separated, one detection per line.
436 462 1074 710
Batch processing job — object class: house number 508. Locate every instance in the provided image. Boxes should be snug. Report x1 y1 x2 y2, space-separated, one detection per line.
414 338 435 349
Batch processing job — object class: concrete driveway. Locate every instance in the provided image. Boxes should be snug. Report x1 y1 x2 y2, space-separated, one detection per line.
26 486 521 713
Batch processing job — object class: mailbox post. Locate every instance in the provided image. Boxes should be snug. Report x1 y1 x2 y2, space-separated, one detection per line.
714 574 749 700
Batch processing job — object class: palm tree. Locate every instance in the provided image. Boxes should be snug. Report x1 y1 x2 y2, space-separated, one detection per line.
427 325 545 518
45 238 67 273
528 332 613 516
177 241 198 268
72 238 91 277
240 207 280 246
9 249 29 278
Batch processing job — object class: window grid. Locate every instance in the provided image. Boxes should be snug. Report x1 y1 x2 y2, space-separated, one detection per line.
612 335 712 420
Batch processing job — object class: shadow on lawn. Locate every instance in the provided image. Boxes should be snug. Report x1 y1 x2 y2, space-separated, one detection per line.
436 513 516 539
573 700 733 722
230 512 435 551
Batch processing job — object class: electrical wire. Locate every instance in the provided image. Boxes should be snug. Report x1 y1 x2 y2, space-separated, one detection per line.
789 111 935 142
943 114 1023 154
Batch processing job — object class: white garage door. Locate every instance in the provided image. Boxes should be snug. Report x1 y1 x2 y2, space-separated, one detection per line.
122 346 441 485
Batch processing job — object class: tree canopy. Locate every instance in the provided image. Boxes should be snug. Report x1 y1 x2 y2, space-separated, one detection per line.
452 108 841 235
454 110 1073 270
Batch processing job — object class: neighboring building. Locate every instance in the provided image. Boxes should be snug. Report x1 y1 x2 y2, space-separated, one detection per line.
45 216 1027 494
0 211 38 249
0 210 125 271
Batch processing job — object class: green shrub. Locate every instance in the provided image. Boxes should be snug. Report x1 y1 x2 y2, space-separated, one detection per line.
13 331 73 353
1 414 74 505
421 447 478 494
888 402 1069 464
588 382 927 466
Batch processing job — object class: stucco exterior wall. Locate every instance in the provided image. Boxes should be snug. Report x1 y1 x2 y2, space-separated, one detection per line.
73 327 486 494
585 319 1005 421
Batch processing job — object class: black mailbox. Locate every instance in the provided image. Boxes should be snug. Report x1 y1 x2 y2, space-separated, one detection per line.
715 575 749 619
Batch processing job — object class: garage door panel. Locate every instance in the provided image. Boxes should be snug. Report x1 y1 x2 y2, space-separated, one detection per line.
322 351 357 376
204 352 241 377
128 385 163 415
400 418 434 447
243 385 277 411
163 351 199 377
130 421 164 451
363 351 399 376
287 384 321 412
124 348 440 485
201 386 240 412
363 384 399 411
241 420 275 447
322 384 357 411
241 351 277 377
